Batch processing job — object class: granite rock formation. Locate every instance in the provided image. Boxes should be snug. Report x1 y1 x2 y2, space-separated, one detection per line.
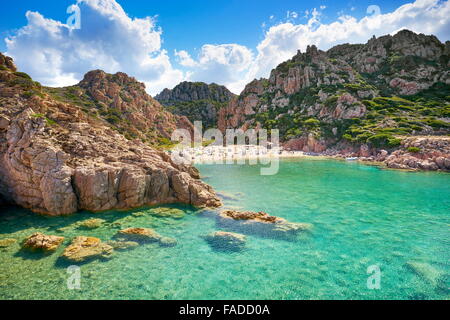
0 53 221 215
217 30 450 171
156 81 235 128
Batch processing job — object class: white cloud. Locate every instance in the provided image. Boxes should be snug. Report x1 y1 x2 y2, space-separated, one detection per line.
5 0 184 95
4 0 450 96
244 0 450 90
174 49 198 67
176 44 254 94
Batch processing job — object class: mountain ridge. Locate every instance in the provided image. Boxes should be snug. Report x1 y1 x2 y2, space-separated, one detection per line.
217 29 450 171
0 54 221 215
155 81 235 128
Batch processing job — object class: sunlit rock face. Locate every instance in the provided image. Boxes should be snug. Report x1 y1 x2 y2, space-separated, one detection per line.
0 53 221 215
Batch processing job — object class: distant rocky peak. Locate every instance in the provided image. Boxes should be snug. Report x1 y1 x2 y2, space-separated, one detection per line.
0 53 17 72
155 81 235 105
78 69 145 92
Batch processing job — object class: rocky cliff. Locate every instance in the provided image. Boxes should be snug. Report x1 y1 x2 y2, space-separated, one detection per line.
218 30 450 171
156 81 235 128
45 70 193 146
0 54 221 215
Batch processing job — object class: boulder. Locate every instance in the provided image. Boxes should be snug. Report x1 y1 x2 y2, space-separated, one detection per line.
218 210 312 239
116 228 177 247
105 240 139 251
62 236 113 262
158 237 178 247
204 231 246 252
116 228 162 243
23 233 64 252
78 218 105 229
149 207 185 219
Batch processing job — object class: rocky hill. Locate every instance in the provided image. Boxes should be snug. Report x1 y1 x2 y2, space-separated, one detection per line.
218 30 450 171
44 70 193 147
156 81 235 128
0 54 221 215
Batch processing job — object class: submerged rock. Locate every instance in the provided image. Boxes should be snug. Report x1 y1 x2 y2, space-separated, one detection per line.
406 261 448 292
204 231 246 252
78 218 105 229
105 240 139 251
0 238 17 248
116 228 177 247
116 228 162 243
218 210 312 239
149 207 185 219
62 236 113 262
23 233 65 252
159 237 178 247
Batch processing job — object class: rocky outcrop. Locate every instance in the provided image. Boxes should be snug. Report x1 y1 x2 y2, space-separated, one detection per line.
0 53 16 72
218 210 312 238
156 82 235 128
77 70 193 143
0 57 222 215
156 82 235 104
105 240 139 251
216 30 449 170
384 137 450 171
78 218 105 229
23 233 65 252
115 227 176 247
62 236 113 262
116 227 162 243
204 231 246 252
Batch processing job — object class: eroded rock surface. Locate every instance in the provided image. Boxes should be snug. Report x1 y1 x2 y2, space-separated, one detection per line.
62 236 113 262
23 233 65 252
218 210 312 238
0 53 221 215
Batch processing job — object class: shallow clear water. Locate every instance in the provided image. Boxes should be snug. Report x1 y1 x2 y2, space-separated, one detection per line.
0 159 449 300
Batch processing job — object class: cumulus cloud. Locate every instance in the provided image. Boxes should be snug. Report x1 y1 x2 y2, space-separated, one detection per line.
4 0 450 96
175 44 254 94
5 0 184 95
245 0 450 88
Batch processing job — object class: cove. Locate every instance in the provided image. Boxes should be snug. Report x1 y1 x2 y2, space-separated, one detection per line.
0 158 449 300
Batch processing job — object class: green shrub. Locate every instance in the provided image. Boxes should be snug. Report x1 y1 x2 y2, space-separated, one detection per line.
367 133 402 148
407 147 421 153
14 72 32 79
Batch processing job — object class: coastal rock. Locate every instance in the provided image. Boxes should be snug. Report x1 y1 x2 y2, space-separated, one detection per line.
78 218 105 229
158 237 178 247
0 57 222 215
116 227 162 243
218 210 312 238
23 233 65 252
62 236 113 262
204 231 246 252
216 30 449 170
105 240 139 251
116 228 177 247
150 207 185 219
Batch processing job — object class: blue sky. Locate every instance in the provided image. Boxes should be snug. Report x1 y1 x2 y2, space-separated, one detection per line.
0 0 413 54
1 0 449 94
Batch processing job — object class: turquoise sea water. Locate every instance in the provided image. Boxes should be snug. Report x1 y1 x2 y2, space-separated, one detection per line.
0 159 449 300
